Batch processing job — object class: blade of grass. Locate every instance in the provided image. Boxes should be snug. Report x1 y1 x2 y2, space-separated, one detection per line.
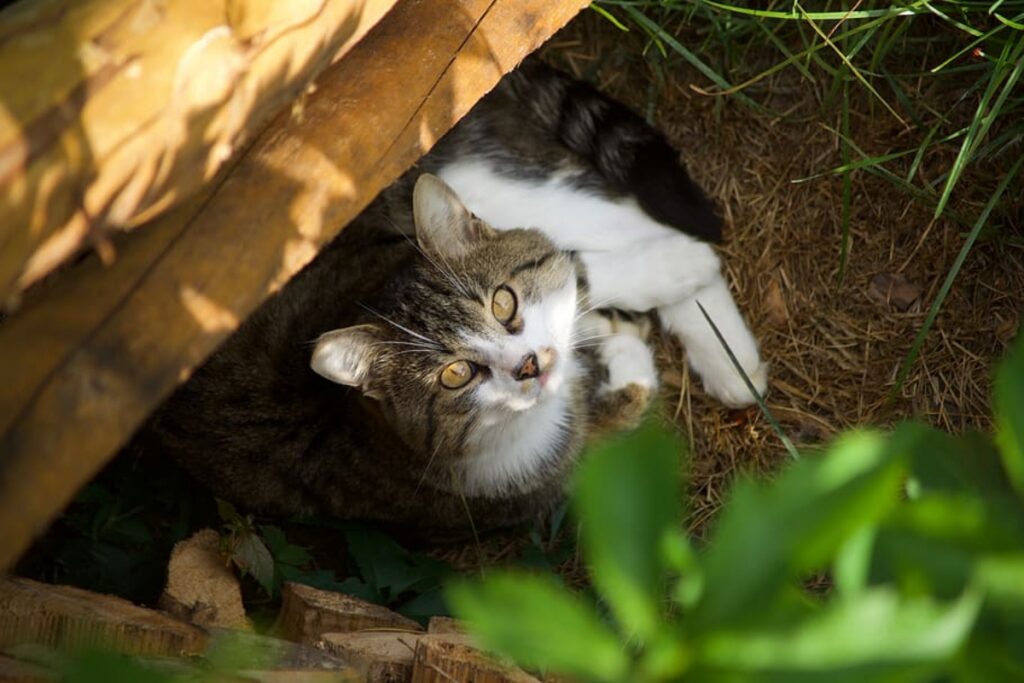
797 1 909 128
695 301 799 461
621 5 764 112
839 76 853 285
590 3 630 32
891 154 1024 397
935 33 1024 218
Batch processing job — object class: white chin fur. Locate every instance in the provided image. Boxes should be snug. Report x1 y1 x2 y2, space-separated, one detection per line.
458 276 579 497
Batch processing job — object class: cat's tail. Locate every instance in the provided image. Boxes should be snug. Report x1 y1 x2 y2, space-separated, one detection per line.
506 58 723 243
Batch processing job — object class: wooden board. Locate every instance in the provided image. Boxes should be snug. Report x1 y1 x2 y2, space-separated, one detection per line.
0 0 590 571
0 0 399 303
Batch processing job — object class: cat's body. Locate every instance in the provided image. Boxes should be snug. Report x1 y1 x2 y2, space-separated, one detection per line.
137 58 765 539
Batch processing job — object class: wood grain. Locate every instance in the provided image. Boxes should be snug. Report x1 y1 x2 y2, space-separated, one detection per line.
0 0 589 570
0 0 399 303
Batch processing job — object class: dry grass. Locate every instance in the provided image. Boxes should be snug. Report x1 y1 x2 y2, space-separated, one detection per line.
438 12 1023 572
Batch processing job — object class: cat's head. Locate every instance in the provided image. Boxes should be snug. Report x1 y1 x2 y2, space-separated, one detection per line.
311 175 583 488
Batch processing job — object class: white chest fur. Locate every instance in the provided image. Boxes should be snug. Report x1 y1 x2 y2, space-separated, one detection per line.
459 359 578 498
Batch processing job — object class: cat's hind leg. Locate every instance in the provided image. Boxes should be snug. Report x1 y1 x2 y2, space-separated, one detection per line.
658 278 767 409
580 311 659 433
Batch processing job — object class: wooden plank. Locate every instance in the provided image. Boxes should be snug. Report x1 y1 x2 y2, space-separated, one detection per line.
278 583 421 645
0 0 589 571
0 576 207 658
0 0 399 304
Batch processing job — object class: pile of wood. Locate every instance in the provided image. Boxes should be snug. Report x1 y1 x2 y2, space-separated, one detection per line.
0 531 546 682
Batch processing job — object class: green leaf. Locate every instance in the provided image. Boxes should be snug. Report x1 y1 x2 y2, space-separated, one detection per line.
447 572 630 682
344 527 448 600
216 498 245 527
232 531 275 595
60 651 176 683
974 554 1024 607
698 588 981 679
695 431 905 627
573 420 683 638
995 337 1024 499
261 525 312 567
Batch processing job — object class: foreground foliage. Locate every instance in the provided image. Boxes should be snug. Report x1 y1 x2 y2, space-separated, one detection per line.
448 337 1024 682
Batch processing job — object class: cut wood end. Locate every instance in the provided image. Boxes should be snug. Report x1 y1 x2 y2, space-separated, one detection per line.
278 582 422 645
319 631 423 683
159 528 250 631
0 576 208 658
411 634 541 683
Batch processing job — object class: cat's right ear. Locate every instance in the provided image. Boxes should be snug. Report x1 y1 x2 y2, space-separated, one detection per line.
413 174 495 259
311 324 384 399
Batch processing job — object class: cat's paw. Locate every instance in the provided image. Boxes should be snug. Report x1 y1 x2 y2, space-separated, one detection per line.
696 357 768 409
593 382 654 432
600 333 658 392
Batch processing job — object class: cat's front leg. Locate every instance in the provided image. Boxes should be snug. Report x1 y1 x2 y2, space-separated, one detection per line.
581 311 659 433
658 276 768 408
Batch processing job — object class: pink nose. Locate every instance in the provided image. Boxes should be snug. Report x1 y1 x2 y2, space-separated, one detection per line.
513 352 539 381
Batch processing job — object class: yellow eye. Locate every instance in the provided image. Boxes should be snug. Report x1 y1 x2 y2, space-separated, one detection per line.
492 286 517 324
440 360 476 389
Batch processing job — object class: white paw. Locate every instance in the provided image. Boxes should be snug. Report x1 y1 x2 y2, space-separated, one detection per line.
600 334 658 392
696 355 769 408
659 279 768 409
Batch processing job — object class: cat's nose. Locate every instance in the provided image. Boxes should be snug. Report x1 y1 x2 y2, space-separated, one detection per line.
512 352 540 381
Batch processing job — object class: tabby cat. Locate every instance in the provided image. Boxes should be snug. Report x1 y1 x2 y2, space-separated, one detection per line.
136 57 766 538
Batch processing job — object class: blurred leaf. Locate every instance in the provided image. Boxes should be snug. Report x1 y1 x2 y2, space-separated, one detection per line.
695 431 904 627
231 532 274 596
448 572 630 682
60 651 175 683
833 526 875 596
574 420 683 638
698 588 981 678
974 554 1024 607
995 337 1024 499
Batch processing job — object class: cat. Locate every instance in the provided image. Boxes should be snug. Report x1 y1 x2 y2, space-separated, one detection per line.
135 57 766 539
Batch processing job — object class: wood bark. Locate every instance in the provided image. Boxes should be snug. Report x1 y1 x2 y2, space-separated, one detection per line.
0 0 589 572
278 583 421 645
0 576 207 658
0 0 398 305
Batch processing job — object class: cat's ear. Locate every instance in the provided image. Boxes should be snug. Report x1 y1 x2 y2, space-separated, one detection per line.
413 174 495 259
311 324 384 399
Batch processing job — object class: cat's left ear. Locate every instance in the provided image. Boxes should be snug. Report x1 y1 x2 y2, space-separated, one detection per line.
413 174 495 259
311 324 384 399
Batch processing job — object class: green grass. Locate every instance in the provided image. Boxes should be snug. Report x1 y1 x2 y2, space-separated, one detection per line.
595 0 1024 392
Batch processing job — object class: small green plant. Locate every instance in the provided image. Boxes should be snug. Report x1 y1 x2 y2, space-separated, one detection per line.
448 337 1024 681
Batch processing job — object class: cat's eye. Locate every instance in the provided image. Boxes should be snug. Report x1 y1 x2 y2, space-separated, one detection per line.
440 360 476 389
492 285 517 324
